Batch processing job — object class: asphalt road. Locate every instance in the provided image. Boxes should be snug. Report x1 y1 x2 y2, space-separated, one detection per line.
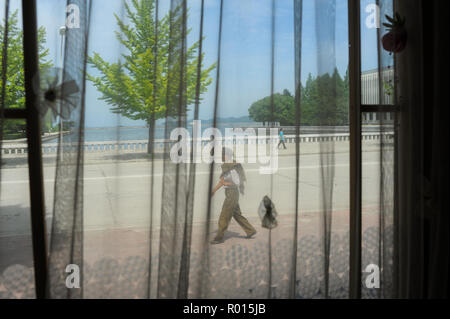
0 140 394 284
0 140 392 236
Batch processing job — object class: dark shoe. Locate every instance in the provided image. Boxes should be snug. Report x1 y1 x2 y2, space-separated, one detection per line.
246 231 257 239
210 238 224 245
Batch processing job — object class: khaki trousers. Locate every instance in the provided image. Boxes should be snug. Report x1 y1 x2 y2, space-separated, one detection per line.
215 188 256 240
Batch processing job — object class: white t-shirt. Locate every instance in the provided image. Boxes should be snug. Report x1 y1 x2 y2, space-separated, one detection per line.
223 169 240 188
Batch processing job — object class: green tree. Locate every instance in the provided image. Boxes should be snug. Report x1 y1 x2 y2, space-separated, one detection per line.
0 11 52 139
248 89 296 126
300 73 317 125
312 68 348 125
299 68 349 126
336 67 349 125
87 0 215 147
249 68 349 127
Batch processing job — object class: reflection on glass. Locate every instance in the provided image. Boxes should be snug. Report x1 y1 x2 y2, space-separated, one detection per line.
360 0 395 105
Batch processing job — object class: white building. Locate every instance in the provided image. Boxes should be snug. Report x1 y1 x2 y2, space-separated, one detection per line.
361 68 395 124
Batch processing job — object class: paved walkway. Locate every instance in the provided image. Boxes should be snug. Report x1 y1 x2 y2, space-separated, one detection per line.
0 140 393 296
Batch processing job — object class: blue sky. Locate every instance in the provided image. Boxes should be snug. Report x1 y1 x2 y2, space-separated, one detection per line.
2 0 381 128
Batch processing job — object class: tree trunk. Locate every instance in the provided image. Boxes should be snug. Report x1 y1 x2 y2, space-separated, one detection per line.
148 120 155 155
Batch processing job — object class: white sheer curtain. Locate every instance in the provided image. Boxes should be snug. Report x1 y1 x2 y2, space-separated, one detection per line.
76 0 351 299
0 0 405 299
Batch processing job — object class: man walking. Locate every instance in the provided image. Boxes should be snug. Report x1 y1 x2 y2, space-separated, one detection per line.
210 147 257 244
278 128 287 149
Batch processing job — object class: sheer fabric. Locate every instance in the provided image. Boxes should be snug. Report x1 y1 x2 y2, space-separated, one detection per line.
85 0 350 299
0 0 402 299
360 0 395 299
1 0 37 299
45 0 89 298
394 0 449 298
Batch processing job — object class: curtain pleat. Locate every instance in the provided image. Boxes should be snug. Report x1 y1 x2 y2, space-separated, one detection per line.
314 0 337 299
157 0 189 298
0 0 9 196
374 0 395 299
196 0 223 299
292 0 302 299
46 0 91 298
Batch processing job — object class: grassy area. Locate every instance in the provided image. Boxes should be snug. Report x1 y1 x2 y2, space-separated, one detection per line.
2 132 26 140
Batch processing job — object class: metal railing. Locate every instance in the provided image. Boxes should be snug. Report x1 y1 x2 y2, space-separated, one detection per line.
1 132 394 155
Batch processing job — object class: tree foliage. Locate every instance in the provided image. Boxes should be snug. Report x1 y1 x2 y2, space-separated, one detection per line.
0 11 52 138
248 68 349 126
248 89 295 126
87 0 215 124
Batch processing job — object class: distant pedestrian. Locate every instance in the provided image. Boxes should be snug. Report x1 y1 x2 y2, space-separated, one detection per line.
210 147 257 244
278 128 287 149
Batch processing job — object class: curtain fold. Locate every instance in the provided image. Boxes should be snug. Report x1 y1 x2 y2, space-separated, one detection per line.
46 0 91 298
394 0 424 298
157 0 190 299
425 0 449 299
0 0 9 195
374 0 395 299
314 0 337 299
394 0 449 299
